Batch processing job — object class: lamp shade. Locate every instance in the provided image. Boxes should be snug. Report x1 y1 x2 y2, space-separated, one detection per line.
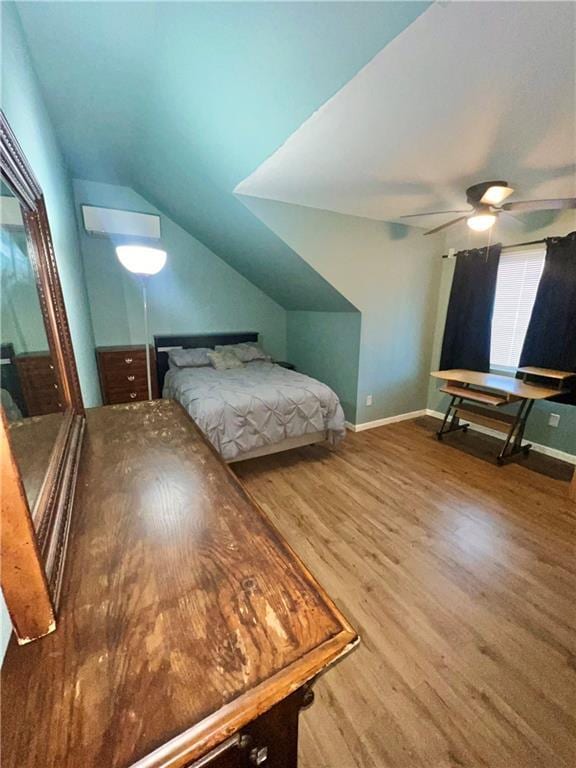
116 245 167 275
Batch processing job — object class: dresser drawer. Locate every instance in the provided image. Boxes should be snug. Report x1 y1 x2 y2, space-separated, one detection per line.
106 386 149 405
100 351 147 372
15 353 62 417
96 346 158 405
103 369 147 390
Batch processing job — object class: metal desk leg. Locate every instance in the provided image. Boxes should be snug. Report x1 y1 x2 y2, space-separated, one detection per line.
436 395 469 440
496 399 534 465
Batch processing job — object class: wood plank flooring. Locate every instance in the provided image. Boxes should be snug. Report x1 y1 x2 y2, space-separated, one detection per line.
234 417 576 768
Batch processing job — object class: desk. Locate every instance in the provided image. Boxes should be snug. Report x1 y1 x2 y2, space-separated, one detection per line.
430 369 567 464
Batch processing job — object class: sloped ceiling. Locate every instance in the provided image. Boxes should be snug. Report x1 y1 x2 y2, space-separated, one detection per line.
14 0 430 310
237 1 576 235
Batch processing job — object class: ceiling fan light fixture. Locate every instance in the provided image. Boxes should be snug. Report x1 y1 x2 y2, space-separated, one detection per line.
480 185 514 205
467 213 497 232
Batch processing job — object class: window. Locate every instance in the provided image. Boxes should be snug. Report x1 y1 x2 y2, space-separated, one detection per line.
490 248 545 369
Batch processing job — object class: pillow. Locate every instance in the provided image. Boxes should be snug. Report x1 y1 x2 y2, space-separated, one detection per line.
215 342 269 363
168 347 212 368
207 349 244 371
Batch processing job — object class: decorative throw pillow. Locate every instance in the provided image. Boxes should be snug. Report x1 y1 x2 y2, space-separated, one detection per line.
207 349 244 371
168 348 212 368
215 343 269 363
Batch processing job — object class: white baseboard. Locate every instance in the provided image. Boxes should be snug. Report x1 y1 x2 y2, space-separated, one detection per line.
425 409 576 466
345 409 427 433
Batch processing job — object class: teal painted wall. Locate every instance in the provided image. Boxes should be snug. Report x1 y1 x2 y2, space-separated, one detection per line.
287 311 361 422
240 196 443 425
1 228 49 354
427 211 576 458
1 3 100 406
74 180 287 363
0 4 100 663
16 1 428 310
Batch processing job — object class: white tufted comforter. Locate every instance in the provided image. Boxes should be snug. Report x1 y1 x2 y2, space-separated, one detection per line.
163 361 346 461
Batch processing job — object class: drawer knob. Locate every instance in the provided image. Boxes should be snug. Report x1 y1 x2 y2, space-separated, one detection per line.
53 383 58 389
249 746 268 765
130 392 138 399
125 357 133 364
127 375 135 381
49 364 54 370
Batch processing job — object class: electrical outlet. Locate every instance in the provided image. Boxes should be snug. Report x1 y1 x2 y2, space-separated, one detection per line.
548 413 560 428
366 394 373 407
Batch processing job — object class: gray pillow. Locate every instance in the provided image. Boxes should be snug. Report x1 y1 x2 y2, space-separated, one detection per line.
207 349 244 371
168 347 212 368
215 342 269 363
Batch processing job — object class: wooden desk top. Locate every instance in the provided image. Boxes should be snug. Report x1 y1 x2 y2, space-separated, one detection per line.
517 366 576 381
431 369 565 400
1 400 357 768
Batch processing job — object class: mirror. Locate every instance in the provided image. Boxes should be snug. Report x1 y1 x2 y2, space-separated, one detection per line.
1 181 65 511
1 110 85 644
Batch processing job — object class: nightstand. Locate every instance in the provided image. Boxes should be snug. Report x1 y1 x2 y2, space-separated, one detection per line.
96 346 158 404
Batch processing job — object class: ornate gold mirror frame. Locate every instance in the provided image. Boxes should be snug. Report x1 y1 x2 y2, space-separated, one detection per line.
1 111 85 643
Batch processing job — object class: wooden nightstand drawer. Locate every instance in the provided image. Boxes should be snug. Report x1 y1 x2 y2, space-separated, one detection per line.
96 346 158 405
101 351 147 371
106 387 149 405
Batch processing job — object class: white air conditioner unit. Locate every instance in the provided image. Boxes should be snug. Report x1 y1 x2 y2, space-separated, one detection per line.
81 205 161 239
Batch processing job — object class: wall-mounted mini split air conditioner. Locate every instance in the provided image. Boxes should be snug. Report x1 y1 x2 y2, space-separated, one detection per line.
81 205 161 240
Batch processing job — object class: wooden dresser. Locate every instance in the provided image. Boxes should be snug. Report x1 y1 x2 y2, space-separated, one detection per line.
1 400 357 767
96 345 159 404
14 351 62 416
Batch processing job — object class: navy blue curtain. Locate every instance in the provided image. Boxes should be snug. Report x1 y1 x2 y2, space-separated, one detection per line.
519 231 576 404
440 244 501 372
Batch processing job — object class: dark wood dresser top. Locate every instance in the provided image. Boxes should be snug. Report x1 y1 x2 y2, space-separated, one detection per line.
1 399 357 768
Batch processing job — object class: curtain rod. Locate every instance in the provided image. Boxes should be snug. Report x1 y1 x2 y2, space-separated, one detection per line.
442 237 546 259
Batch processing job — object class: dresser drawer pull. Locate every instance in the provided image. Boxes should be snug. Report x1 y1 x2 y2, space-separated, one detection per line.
125 357 133 364
249 746 268 765
53 383 59 389
129 392 138 399
49 364 54 370
187 733 247 767
127 375 135 382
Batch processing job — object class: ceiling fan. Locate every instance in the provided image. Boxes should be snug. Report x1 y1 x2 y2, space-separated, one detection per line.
400 180 576 236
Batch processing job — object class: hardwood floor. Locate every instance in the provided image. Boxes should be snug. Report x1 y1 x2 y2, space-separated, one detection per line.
234 417 576 768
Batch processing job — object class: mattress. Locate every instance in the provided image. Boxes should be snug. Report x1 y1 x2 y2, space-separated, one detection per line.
163 361 346 461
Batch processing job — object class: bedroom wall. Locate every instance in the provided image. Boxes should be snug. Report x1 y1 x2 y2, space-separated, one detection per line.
427 211 576 459
74 180 287 364
1 3 101 664
287 311 361 422
239 196 443 425
1 3 100 408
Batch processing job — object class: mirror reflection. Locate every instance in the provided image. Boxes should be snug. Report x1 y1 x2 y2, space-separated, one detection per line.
1 181 64 511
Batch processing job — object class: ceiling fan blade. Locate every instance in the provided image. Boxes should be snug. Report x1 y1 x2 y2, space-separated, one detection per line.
400 209 470 219
480 185 514 205
502 198 576 212
500 209 523 224
424 216 468 236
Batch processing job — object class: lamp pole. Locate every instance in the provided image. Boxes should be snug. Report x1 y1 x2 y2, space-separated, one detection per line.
141 276 153 400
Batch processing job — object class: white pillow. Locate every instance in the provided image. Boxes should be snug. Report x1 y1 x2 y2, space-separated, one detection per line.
207 349 244 371
215 342 269 363
168 348 212 368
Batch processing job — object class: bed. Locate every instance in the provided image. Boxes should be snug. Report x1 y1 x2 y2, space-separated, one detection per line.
155 333 346 462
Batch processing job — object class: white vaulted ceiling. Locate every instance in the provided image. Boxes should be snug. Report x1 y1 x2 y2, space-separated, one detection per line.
236 1 576 228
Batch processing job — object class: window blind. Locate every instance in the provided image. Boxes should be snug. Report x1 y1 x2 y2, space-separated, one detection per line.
490 248 546 369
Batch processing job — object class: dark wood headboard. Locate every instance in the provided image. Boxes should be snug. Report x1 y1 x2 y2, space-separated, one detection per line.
154 332 259 394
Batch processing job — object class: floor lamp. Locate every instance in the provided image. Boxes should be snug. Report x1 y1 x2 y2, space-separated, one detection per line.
116 245 167 400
